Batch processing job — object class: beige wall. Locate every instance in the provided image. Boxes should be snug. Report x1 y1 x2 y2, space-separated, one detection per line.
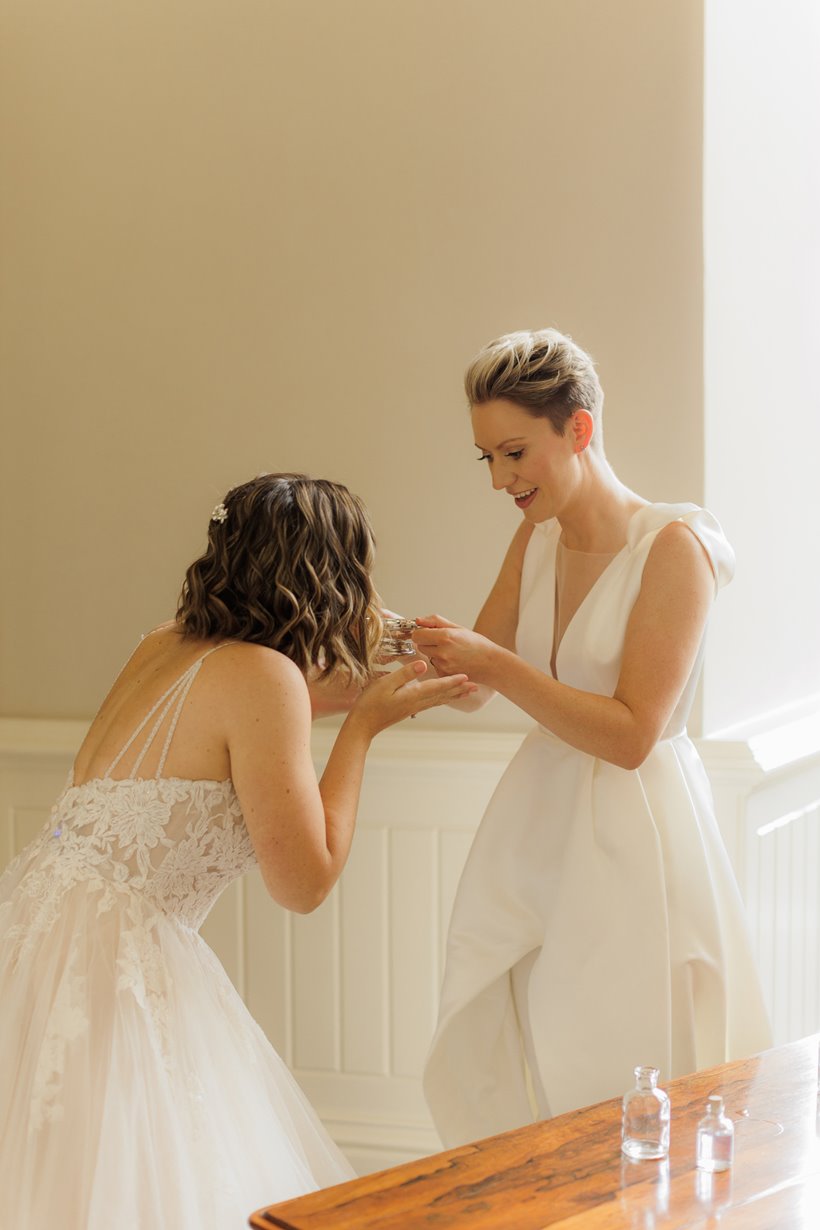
1 0 705 729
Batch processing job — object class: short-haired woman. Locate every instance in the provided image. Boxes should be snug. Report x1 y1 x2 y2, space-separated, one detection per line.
419 330 771 1147
0 473 475 1227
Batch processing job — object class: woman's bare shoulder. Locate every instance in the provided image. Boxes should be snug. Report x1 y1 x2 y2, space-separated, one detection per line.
646 519 715 581
209 639 305 681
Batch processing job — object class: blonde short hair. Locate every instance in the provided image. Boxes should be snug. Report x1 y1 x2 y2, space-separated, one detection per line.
464 328 604 446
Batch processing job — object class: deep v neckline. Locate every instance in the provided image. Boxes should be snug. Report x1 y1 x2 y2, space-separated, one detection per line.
548 528 633 681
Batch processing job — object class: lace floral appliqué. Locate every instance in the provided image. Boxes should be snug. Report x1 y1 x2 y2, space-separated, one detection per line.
2 776 257 1124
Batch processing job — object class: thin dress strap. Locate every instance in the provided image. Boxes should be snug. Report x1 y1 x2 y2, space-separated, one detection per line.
104 644 229 780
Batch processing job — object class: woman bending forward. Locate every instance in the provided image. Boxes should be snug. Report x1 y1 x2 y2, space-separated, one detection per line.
0 473 474 1226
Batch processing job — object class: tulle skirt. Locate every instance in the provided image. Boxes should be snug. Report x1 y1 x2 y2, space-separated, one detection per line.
0 875 354 1229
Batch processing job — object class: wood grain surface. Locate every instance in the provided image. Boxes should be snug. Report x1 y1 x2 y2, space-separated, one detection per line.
249 1036 820 1228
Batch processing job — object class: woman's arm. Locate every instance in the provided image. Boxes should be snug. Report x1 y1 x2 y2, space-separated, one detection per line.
224 649 475 912
417 520 534 712
414 522 715 768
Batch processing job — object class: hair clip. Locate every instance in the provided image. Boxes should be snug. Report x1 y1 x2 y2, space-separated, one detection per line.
210 502 228 524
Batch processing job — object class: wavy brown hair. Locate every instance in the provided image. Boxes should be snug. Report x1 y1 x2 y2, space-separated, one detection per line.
176 474 382 684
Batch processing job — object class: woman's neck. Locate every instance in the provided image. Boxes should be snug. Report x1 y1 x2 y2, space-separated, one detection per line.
556 462 646 552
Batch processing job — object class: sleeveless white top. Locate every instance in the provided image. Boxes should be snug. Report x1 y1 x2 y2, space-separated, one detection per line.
424 504 772 1147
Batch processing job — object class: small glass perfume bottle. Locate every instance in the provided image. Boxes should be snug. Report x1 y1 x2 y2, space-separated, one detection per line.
379 616 417 657
621 1066 670 1160
696 1095 734 1172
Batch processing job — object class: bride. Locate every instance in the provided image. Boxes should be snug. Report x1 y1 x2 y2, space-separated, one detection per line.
0 472 474 1229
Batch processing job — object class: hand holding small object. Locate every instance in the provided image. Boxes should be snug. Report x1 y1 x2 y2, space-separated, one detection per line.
379 616 418 659
412 614 500 685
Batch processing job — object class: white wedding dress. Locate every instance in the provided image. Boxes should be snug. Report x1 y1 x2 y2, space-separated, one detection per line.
424 503 772 1148
0 647 354 1228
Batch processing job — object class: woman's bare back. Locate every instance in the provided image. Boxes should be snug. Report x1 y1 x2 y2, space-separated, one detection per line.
72 623 234 787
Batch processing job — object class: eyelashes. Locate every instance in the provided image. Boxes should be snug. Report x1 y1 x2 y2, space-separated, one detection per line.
476 450 524 463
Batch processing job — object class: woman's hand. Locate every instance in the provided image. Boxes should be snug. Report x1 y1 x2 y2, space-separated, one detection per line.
347 658 477 737
412 615 503 684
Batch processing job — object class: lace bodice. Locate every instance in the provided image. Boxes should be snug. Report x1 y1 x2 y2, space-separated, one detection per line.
2 645 257 953
9 776 255 935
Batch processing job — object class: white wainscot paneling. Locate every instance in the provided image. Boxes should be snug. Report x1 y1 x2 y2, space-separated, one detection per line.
697 700 820 1047
6 709 819 1177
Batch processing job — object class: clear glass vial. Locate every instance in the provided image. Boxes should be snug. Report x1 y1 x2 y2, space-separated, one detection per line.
621 1066 671 1160
696 1095 734 1172
379 616 417 657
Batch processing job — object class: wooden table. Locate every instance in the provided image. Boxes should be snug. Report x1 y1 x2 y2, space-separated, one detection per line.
250 1036 820 1228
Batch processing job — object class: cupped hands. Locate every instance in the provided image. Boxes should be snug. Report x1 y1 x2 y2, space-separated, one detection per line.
349 658 477 735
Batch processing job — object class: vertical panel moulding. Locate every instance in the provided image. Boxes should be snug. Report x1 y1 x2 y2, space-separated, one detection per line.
773 824 792 1044
338 827 388 1075
743 801 760 960
805 804 819 1032
756 827 775 1029
389 827 437 1079
806 808 820 1035
789 813 806 1040
733 791 749 903
437 828 475 976
291 898 338 1071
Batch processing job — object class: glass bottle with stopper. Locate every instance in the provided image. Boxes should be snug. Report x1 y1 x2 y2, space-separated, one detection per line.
621 1066 670 1160
696 1095 734 1172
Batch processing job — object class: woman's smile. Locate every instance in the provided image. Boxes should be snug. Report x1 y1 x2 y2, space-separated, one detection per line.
512 487 538 509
